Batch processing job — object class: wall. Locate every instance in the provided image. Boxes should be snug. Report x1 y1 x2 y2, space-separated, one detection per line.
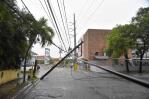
83 31 89 60
82 29 111 60
0 69 20 85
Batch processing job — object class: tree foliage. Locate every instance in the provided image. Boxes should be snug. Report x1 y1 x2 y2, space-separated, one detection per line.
0 1 27 69
107 7 149 73
106 25 135 72
131 7 149 73
107 24 134 58
0 0 54 70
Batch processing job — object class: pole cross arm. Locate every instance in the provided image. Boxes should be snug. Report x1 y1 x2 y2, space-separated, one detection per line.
40 41 83 80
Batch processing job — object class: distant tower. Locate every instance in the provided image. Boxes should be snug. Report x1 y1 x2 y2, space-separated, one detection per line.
44 48 50 64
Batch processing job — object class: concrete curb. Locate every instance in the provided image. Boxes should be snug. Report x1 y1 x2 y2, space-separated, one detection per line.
82 60 149 88
12 79 40 99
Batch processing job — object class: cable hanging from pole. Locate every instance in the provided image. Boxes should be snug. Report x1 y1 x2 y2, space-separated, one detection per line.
46 0 66 50
61 0 71 48
21 0 67 54
56 0 71 47
21 0 32 15
51 42 67 53
11 0 69 54
46 0 67 51
39 0 64 50
22 0 67 54
78 0 105 31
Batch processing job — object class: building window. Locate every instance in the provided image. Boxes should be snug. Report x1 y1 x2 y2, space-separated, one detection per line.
95 52 99 56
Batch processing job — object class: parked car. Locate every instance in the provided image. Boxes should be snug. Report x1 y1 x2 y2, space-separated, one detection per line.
20 65 33 72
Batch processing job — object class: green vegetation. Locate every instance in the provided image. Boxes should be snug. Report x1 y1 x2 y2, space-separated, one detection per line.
0 0 27 69
106 24 135 72
0 0 54 70
106 7 149 73
131 7 149 73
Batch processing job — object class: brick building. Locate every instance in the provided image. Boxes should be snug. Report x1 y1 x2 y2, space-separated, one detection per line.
78 29 149 67
78 29 111 60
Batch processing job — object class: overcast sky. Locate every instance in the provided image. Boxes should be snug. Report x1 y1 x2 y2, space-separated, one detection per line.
17 0 148 58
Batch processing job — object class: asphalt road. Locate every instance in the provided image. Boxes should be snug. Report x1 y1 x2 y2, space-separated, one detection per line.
19 66 149 99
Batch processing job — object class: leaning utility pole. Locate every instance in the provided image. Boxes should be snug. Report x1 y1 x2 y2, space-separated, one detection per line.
40 41 83 80
74 14 77 64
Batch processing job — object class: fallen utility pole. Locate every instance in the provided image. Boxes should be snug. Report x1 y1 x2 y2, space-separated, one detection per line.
81 60 149 88
40 41 83 80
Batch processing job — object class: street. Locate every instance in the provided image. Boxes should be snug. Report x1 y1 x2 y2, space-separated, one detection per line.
16 65 149 99
1 1 149 99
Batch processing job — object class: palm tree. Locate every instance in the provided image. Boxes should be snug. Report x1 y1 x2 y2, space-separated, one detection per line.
0 1 54 81
22 14 54 82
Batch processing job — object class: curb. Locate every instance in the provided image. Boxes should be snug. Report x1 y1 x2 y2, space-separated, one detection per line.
12 79 40 99
83 60 149 88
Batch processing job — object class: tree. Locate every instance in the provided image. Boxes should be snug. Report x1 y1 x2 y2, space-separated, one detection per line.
0 0 28 69
21 13 54 82
131 7 149 73
0 1 54 83
107 24 135 72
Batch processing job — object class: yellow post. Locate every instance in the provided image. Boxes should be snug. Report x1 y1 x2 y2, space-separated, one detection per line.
66 63 69 68
74 63 78 71
87 64 90 71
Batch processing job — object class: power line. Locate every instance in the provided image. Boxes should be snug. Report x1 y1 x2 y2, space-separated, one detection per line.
78 0 97 21
78 0 105 30
38 0 52 23
48 0 69 51
21 0 67 52
51 42 67 53
61 0 71 46
20 0 31 13
46 0 67 51
38 0 67 53
76 0 90 15
43 0 66 51
38 0 64 51
56 0 70 47
87 0 105 21
21 0 67 53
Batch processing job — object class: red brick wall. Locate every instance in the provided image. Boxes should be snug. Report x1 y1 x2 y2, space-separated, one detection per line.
82 29 111 60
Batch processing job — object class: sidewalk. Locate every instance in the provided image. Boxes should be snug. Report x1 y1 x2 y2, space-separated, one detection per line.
90 60 149 82
0 66 41 98
0 64 52 98
0 78 23 98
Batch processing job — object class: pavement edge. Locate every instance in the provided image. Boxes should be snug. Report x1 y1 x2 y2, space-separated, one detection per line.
12 79 40 99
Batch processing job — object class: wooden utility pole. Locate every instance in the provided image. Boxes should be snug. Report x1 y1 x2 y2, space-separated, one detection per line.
74 14 77 64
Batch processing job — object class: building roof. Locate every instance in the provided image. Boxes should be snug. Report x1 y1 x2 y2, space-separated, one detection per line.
37 56 45 60
86 29 112 33
31 51 38 55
